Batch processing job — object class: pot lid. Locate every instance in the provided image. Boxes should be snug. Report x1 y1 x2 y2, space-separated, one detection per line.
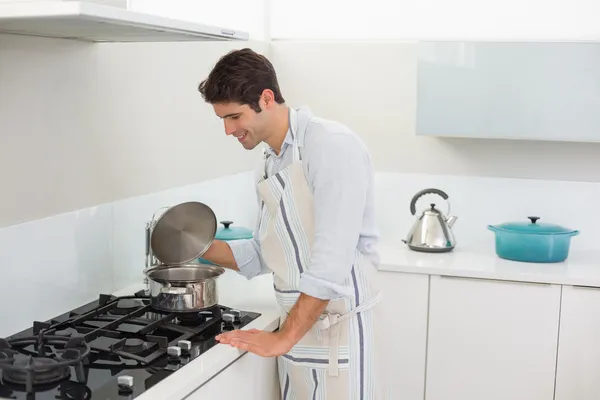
215 221 253 241
491 216 576 235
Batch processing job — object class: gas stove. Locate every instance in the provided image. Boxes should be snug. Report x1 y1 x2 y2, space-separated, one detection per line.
0 290 260 399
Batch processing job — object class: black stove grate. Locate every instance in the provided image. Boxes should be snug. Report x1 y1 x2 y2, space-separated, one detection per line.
0 290 260 397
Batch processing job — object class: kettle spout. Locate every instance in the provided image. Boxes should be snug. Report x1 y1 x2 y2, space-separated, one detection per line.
446 215 457 228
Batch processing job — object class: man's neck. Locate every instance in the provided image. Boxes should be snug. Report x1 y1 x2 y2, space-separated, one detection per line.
264 105 290 155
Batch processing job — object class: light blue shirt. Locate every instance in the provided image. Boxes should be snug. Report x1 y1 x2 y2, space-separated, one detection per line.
227 109 380 300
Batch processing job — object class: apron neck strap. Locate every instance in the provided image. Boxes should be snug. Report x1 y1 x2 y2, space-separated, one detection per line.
289 107 301 162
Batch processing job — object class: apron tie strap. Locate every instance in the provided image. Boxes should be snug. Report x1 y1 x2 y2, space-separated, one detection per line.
316 291 383 376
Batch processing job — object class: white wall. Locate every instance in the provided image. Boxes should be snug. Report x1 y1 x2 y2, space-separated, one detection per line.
269 0 600 41
269 40 600 183
0 34 268 228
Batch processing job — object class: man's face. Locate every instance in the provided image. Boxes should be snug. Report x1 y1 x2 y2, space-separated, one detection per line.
213 102 268 150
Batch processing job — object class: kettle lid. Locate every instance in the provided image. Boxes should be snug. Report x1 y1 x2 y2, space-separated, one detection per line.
424 203 443 216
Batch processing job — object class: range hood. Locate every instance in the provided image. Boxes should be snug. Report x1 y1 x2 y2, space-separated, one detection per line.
0 0 249 42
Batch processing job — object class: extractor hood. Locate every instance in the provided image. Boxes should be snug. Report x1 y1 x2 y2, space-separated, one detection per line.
0 0 249 42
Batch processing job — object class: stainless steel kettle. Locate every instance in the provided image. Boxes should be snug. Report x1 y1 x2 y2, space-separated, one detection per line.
403 188 457 253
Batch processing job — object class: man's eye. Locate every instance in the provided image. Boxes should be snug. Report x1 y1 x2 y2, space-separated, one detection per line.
231 115 240 120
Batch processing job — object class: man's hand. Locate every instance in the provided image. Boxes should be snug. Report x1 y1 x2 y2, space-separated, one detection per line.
215 329 294 357
215 293 329 357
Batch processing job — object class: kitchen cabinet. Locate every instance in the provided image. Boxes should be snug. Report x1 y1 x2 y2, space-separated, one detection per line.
186 352 280 400
425 275 561 400
416 41 600 143
554 285 600 400
374 270 429 400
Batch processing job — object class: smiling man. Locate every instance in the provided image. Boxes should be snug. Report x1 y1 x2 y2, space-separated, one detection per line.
197 48 382 400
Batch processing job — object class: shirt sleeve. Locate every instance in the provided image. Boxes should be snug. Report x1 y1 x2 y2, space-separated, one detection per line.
299 132 372 300
227 233 269 280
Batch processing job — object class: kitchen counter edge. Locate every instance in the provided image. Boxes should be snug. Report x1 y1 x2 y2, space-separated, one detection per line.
378 243 600 288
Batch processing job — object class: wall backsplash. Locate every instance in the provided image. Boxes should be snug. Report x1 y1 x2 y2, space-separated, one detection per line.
376 172 600 253
0 171 260 337
2 168 598 337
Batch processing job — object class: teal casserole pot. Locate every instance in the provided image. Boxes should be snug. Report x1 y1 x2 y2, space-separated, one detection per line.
198 221 253 265
487 216 579 263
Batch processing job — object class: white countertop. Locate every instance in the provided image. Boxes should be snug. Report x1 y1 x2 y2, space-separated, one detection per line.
378 242 600 287
111 280 281 400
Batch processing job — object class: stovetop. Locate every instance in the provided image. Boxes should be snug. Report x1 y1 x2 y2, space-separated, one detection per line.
0 290 260 399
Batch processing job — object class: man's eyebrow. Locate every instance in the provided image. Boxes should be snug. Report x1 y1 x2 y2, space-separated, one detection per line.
220 112 242 119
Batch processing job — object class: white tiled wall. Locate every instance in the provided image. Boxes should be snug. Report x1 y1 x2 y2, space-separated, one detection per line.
0 204 113 337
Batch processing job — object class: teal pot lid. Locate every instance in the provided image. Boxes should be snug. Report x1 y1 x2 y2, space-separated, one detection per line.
488 216 579 236
215 221 253 241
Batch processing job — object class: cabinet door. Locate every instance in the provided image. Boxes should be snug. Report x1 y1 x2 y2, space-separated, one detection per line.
426 275 561 400
186 352 280 400
555 285 600 400
374 271 429 400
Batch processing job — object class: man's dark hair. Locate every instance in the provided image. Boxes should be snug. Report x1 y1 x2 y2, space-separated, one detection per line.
198 48 285 113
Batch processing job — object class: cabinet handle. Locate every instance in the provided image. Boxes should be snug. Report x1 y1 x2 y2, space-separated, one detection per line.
437 274 554 286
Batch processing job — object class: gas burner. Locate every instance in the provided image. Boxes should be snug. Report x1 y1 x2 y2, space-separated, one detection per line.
0 335 90 393
122 338 145 354
2 357 70 386
109 298 146 315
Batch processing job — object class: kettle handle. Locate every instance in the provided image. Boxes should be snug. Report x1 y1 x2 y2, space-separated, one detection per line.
410 188 450 215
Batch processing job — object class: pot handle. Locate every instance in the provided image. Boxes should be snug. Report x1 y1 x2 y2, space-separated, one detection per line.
220 221 233 229
528 216 540 224
410 188 450 216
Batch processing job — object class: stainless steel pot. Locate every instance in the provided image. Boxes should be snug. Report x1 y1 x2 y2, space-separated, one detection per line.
145 264 225 312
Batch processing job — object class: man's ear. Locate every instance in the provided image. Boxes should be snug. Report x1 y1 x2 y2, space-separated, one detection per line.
261 89 276 109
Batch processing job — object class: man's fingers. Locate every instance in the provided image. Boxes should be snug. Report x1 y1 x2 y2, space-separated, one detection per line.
216 330 243 342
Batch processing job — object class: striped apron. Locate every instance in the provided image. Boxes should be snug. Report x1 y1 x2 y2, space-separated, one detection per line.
256 107 382 399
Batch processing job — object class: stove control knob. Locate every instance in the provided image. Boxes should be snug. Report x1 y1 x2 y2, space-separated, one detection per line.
118 375 134 389
167 346 182 357
178 340 192 352
223 313 235 324
229 309 241 320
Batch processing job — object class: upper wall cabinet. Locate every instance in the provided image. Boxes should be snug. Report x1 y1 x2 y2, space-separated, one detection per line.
416 41 600 143
0 0 251 42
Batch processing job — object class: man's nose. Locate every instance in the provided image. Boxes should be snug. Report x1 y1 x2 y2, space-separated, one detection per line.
224 120 236 136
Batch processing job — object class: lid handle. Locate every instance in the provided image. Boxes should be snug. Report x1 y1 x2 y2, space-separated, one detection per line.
220 221 233 229
528 216 540 224
410 188 450 216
